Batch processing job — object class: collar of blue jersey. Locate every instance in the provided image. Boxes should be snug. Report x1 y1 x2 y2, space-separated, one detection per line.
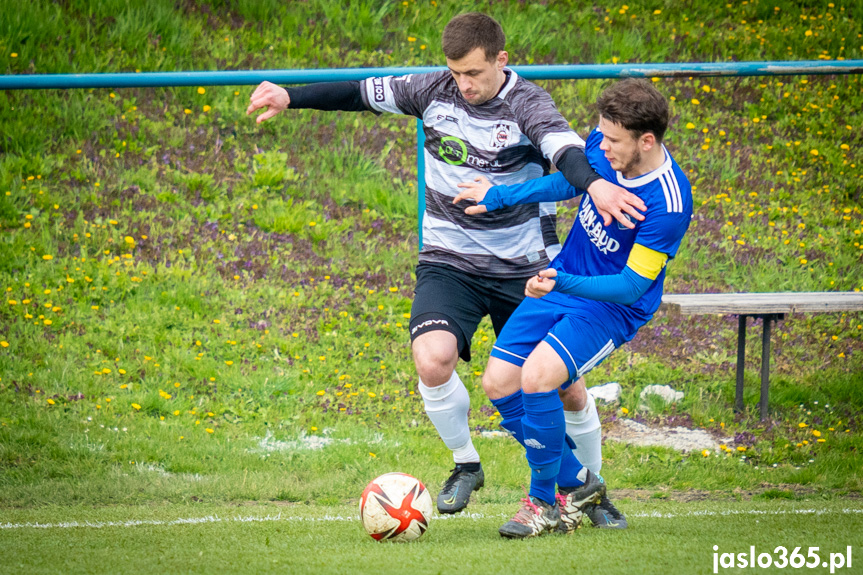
613 146 672 188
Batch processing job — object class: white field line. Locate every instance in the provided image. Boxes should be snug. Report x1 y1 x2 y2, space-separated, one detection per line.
1 507 862 530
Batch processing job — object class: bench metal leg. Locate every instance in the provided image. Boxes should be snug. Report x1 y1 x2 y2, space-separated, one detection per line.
735 315 747 412
759 316 773 421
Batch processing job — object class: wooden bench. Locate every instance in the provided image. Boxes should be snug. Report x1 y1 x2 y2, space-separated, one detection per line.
659 292 863 420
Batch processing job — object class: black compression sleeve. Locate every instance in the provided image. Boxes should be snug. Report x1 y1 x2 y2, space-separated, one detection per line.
286 81 368 112
556 146 602 191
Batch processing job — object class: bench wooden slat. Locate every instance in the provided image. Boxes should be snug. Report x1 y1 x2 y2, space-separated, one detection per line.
660 291 863 315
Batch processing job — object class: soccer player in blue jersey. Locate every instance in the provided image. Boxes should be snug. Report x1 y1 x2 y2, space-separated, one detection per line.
247 13 641 521
454 78 693 538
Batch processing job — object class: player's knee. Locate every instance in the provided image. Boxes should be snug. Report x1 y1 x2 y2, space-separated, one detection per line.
481 370 502 398
413 346 458 387
521 365 561 395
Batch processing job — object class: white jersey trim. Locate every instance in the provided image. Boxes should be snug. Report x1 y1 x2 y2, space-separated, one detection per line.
363 76 403 114
540 131 586 163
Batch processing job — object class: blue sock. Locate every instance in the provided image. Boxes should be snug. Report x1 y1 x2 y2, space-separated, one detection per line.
557 434 585 489
493 389 585 490
521 390 566 505
490 390 525 445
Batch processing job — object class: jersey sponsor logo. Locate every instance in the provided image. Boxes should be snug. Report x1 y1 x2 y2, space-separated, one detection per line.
436 114 459 125
524 438 546 450
617 213 636 230
490 123 512 148
371 77 386 103
410 318 450 335
579 200 621 254
437 135 502 169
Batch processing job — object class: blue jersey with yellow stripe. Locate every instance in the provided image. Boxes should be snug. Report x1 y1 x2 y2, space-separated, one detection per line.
548 128 692 321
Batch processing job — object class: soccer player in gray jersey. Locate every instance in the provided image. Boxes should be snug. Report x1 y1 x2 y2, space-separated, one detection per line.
247 12 642 526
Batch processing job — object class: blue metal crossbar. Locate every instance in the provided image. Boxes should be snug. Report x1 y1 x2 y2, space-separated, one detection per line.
1 60 861 90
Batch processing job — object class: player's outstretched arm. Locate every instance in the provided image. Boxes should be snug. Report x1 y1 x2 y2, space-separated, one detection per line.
247 80 369 124
247 81 291 124
454 172 577 215
453 176 492 214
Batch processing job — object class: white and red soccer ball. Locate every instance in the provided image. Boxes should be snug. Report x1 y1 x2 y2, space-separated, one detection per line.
359 472 433 542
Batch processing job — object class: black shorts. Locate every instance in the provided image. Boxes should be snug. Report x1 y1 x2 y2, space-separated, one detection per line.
409 262 530 362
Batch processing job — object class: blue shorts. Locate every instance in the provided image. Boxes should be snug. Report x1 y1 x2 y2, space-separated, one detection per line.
490 292 643 381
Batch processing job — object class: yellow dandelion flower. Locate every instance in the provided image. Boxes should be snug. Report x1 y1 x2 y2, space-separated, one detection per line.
316 390 325 396
184 108 192 114
0 341 8 348
620 407 629 415
389 287 398 293
203 105 211 112
206 428 214 434
132 403 141 410
369 452 376 458
812 430 821 437
225 360 233 366
197 87 206 94
702 449 710 457
43 319 52 326
685 122 695 129
42 254 53 260
799 422 808 428
47 398 55 405
736 446 747 452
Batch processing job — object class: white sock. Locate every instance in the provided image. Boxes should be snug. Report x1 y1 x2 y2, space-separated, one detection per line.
418 372 479 464
564 390 602 474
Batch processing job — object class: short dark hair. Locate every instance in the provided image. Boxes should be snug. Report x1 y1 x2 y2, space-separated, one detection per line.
442 12 505 62
596 79 669 142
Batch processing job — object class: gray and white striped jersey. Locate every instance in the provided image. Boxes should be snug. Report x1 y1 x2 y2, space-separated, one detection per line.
360 69 585 278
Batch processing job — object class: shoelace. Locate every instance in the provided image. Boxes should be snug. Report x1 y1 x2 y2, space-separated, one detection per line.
511 487 542 524
512 497 542 524
555 492 569 509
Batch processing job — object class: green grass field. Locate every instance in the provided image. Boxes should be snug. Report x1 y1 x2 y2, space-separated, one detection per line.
1 0 862 572
2 500 861 575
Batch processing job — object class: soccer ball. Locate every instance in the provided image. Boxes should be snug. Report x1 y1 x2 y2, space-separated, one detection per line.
359 472 433 542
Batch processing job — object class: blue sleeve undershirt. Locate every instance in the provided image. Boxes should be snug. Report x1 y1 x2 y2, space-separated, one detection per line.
480 172 579 212
551 266 653 306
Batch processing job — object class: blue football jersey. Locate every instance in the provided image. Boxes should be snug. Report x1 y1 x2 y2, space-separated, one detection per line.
549 128 693 321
